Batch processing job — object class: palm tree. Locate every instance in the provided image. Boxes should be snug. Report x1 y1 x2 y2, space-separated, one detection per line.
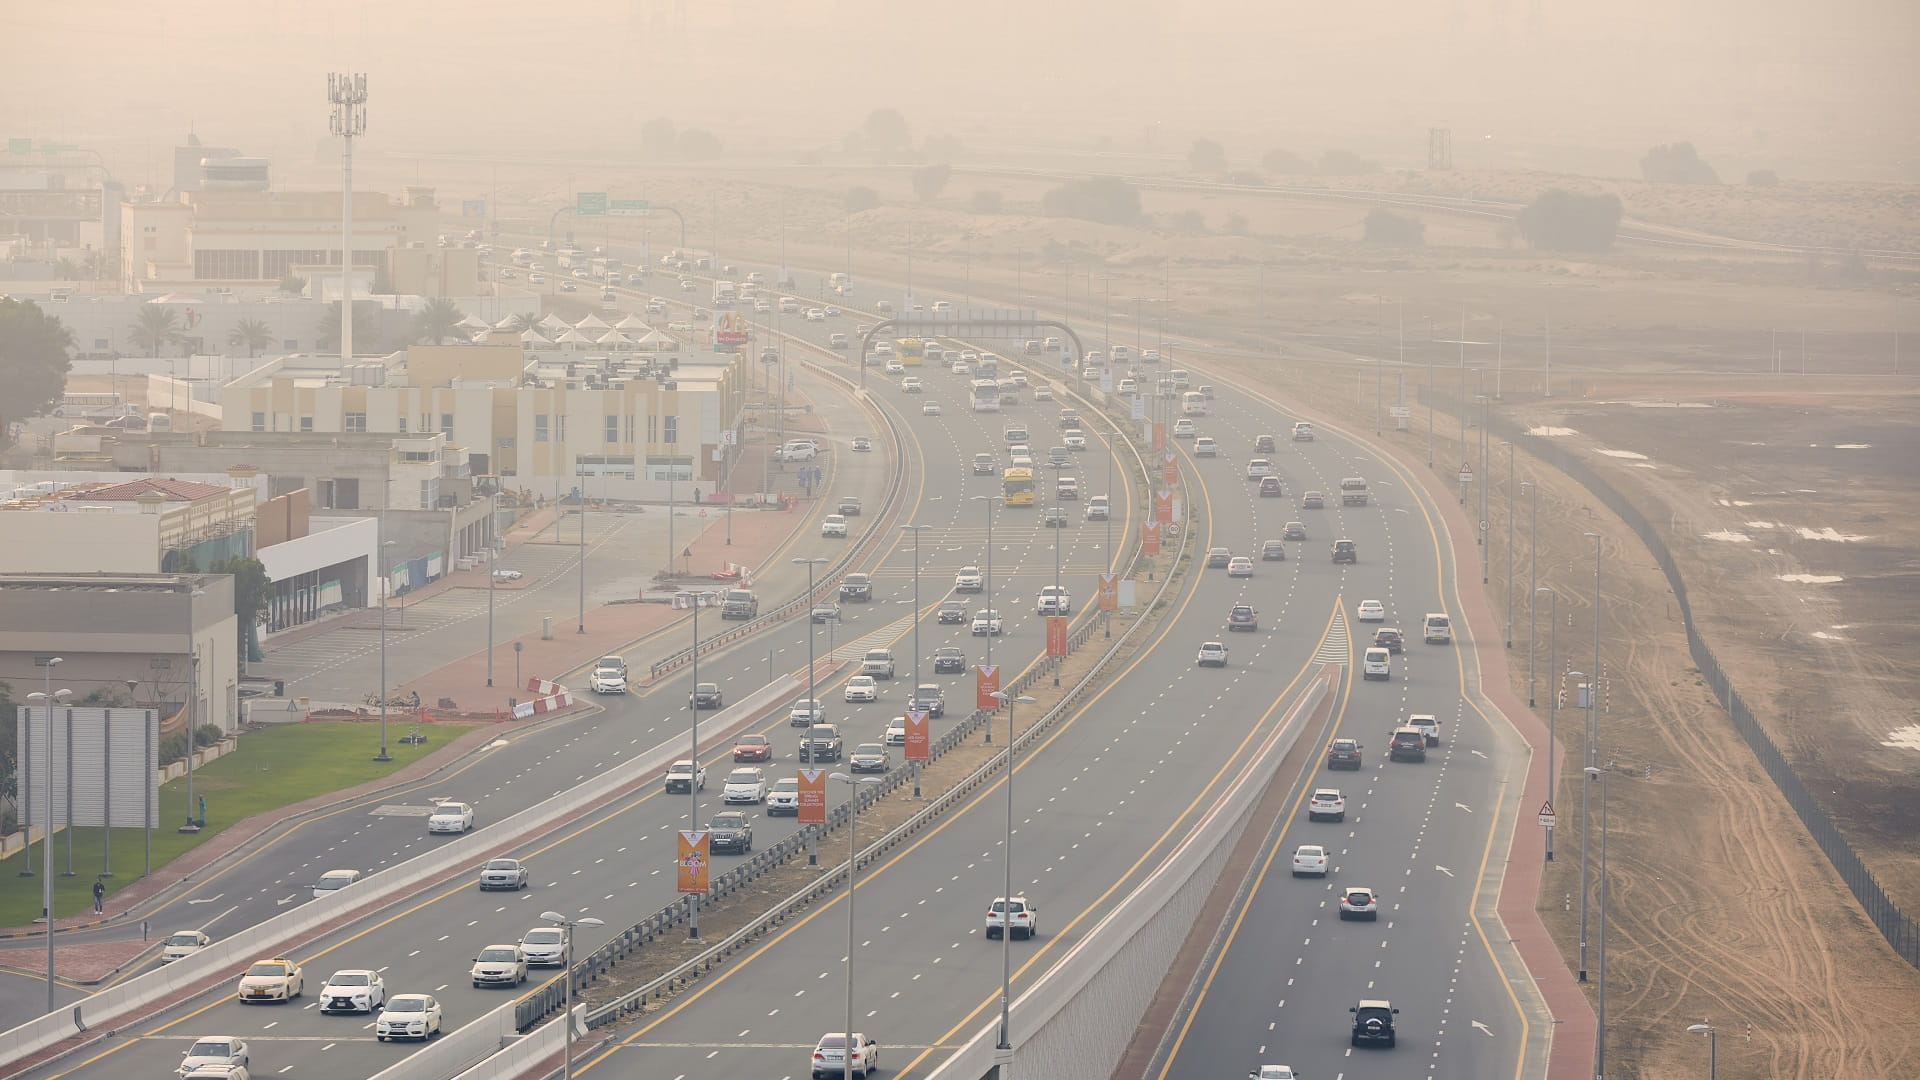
228 318 275 358
129 306 184 357
411 298 466 345
316 302 379 353
506 312 539 334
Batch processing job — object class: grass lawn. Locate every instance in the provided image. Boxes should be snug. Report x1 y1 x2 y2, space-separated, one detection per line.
0 721 472 928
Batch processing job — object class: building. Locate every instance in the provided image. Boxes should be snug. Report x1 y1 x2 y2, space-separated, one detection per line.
0 573 240 736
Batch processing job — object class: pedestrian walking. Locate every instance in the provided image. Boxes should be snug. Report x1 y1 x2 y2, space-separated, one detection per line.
92 878 105 915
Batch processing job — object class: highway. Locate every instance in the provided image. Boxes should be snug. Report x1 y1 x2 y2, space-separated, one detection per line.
14 260 1142 1079
480 240 1545 1079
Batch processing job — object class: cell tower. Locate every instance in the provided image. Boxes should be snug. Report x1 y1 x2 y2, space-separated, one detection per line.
327 73 368 364
1428 127 1454 171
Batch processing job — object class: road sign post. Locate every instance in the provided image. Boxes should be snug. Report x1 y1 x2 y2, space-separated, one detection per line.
575 192 607 217
1538 801 1555 828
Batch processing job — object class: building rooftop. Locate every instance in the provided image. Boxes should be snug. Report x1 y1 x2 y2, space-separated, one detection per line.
76 477 230 502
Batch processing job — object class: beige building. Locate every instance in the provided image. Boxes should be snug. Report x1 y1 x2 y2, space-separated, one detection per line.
0 476 258 575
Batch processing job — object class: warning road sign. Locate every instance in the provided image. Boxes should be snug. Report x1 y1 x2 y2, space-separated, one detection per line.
1458 464 1474 485
1537 800 1555 827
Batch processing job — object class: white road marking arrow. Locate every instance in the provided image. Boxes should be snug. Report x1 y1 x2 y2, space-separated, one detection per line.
187 893 224 905
1471 749 1488 759
1455 802 1473 813
1435 865 1455 877
275 894 298 906
1472 1020 1495 1037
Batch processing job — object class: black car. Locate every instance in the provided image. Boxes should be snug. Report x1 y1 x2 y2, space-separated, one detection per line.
1226 605 1258 632
838 496 862 516
1326 738 1364 770
1388 727 1426 762
840 573 872 602
1331 539 1358 564
933 647 966 674
1283 521 1308 541
707 811 753 854
1374 628 1404 654
1351 1000 1399 1048
1254 434 1277 453
1205 548 1232 569
799 724 843 763
937 601 968 624
689 682 723 709
1260 539 1287 561
910 684 946 718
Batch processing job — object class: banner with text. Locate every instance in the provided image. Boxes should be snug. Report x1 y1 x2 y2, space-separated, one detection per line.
1142 521 1161 555
1046 615 1068 657
676 830 711 893
904 711 930 762
798 769 827 825
1097 573 1118 612
975 664 1001 709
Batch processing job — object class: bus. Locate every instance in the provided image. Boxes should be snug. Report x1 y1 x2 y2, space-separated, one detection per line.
1181 391 1208 416
896 338 926 366
1002 466 1036 507
971 379 1002 413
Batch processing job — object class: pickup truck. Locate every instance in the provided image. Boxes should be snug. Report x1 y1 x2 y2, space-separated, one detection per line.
1055 477 1079 500
798 724 843 763
1340 477 1370 506
840 573 872 602
1036 585 1072 615
664 760 705 793
721 589 759 620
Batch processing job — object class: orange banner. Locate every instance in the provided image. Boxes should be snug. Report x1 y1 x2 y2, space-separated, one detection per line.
676 830 711 894
904 710 930 762
1154 491 1174 523
797 769 827 824
1142 521 1161 555
976 664 1001 709
1097 573 1117 612
1152 422 1166 450
1046 615 1068 657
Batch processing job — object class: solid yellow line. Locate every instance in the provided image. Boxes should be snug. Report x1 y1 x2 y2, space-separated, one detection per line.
1153 599 1354 1079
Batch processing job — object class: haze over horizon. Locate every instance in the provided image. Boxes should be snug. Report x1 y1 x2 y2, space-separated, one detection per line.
2 0 1917 185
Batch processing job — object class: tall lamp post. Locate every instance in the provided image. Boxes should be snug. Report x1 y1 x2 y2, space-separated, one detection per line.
1525 482 1537 703
829 771 883 1080
900 524 932 687
1536 588 1558 862
27 663 70 1016
376 544 394 762
1686 1023 1717 1080
540 911 605 1080
1046 461 1070 686
989 691 1037 1078
486 510 498 687
687 596 703 940
795 555 828 737
1103 431 1121 638
969 495 996 741
1588 762 1610 1077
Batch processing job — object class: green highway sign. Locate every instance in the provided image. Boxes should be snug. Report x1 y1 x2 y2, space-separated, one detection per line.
576 192 607 216
610 199 650 217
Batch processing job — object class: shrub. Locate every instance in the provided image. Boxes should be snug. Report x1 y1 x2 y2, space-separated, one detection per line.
969 190 1004 213
912 163 952 201
1319 149 1381 175
1039 177 1142 225
846 186 881 213
1641 142 1720 184
1262 148 1314 174
1515 189 1622 251
1363 207 1425 245
1188 138 1227 174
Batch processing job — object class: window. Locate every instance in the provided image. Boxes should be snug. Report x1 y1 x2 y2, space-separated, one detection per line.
663 415 678 444
397 417 408 433
420 479 436 507
605 415 619 443
646 415 657 442
344 412 367 433
300 415 314 432
441 413 454 433
534 415 549 442
250 411 266 432
192 249 261 279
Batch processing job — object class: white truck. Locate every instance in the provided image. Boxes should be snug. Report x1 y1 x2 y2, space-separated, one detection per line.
860 648 896 680
1340 477 1370 506
712 281 738 307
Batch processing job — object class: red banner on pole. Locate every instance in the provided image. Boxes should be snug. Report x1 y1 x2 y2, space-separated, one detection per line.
1155 491 1174 523
1152 422 1166 451
904 710 930 762
975 665 1001 709
1046 615 1068 657
676 830 711 894
797 769 827 825
1142 521 1161 555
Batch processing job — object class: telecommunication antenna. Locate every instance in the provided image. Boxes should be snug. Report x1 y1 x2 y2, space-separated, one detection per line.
327 73 368 364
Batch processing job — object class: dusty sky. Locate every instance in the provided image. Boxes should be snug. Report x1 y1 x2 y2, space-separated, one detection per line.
2 0 1916 183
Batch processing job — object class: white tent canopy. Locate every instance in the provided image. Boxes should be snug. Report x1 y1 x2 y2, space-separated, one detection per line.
520 328 554 345
554 328 596 346
595 330 631 346
572 313 611 331
614 314 652 331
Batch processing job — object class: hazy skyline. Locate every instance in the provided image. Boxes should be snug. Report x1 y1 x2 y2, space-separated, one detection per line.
3 0 1916 184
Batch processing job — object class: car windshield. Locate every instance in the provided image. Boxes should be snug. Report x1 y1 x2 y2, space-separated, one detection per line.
330 972 370 985
187 1039 234 1055
728 770 759 783
1358 1006 1391 1021
168 933 201 946
523 930 564 944
772 779 799 792
713 813 747 828
388 997 426 1013
856 744 883 755
737 735 766 745
1297 846 1324 857
246 962 284 976
479 948 518 962
486 859 518 870
1348 892 1371 902
435 804 463 815
817 1035 848 1049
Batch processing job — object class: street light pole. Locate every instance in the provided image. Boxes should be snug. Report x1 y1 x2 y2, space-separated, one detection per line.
1687 1023 1717 1080
830 772 881 1080
688 597 701 940
902 525 931 687
990 691 1036 1077
1590 762 1610 1078
1525 481 1537 695
27 661 70 1016
971 495 996 741
1537 588 1557 862
375 547 392 762
577 481 587 634
486 507 496 687
1505 441 1515 644
1104 431 1120 638
540 911 604 1080
795 556 827 747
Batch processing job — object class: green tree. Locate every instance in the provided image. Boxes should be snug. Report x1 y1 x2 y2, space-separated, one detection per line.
0 297 74 447
316 301 380 353
1262 148 1314 174
1641 142 1720 184
1515 189 1622 252
641 117 678 158
228 317 275 358
970 190 1004 213
912 163 952 201
846 186 882 213
679 128 723 159
210 555 271 663
1187 138 1228 174
129 305 184 357
1222 212 1251 235
1170 209 1207 234
865 108 910 154
1039 177 1142 226
1363 207 1426 245
0 679 16 815
411 298 466 345
506 312 539 333
277 274 307 296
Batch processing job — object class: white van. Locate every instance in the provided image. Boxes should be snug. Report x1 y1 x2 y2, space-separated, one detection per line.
1423 613 1452 644
1362 647 1392 681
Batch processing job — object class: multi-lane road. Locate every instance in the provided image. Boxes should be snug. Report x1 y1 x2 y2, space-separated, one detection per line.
12 243 1547 1080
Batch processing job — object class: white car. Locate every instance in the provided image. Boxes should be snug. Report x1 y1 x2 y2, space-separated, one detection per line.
179 1036 249 1075
519 926 569 967
470 944 528 988
427 802 474 834
1250 1066 1302 1080
312 868 362 899
1063 432 1086 450
901 376 923 393
589 655 629 694
235 958 303 1003
885 359 905 374
843 675 879 703
923 401 942 416
1246 459 1274 479
1308 788 1347 822
1036 585 1071 615
1339 886 1380 921
491 569 523 581
950 361 971 377
1356 599 1386 622
1194 436 1218 457
1407 713 1442 746
883 717 907 745
954 566 983 592
806 307 827 321
477 857 530 890
1290 844 1330 878
766 776 801 815
1227 557 1254 578
375 994 443 1041
722 766 768 804
664 760 706 792
1196 641 1230 667
971 609 1003 635
789 698 826 727
811 1032 881 1080
162 930 212 963
1172 418 1197 438
821 515 849 538
318 969 386 1013
985 895 1038 940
